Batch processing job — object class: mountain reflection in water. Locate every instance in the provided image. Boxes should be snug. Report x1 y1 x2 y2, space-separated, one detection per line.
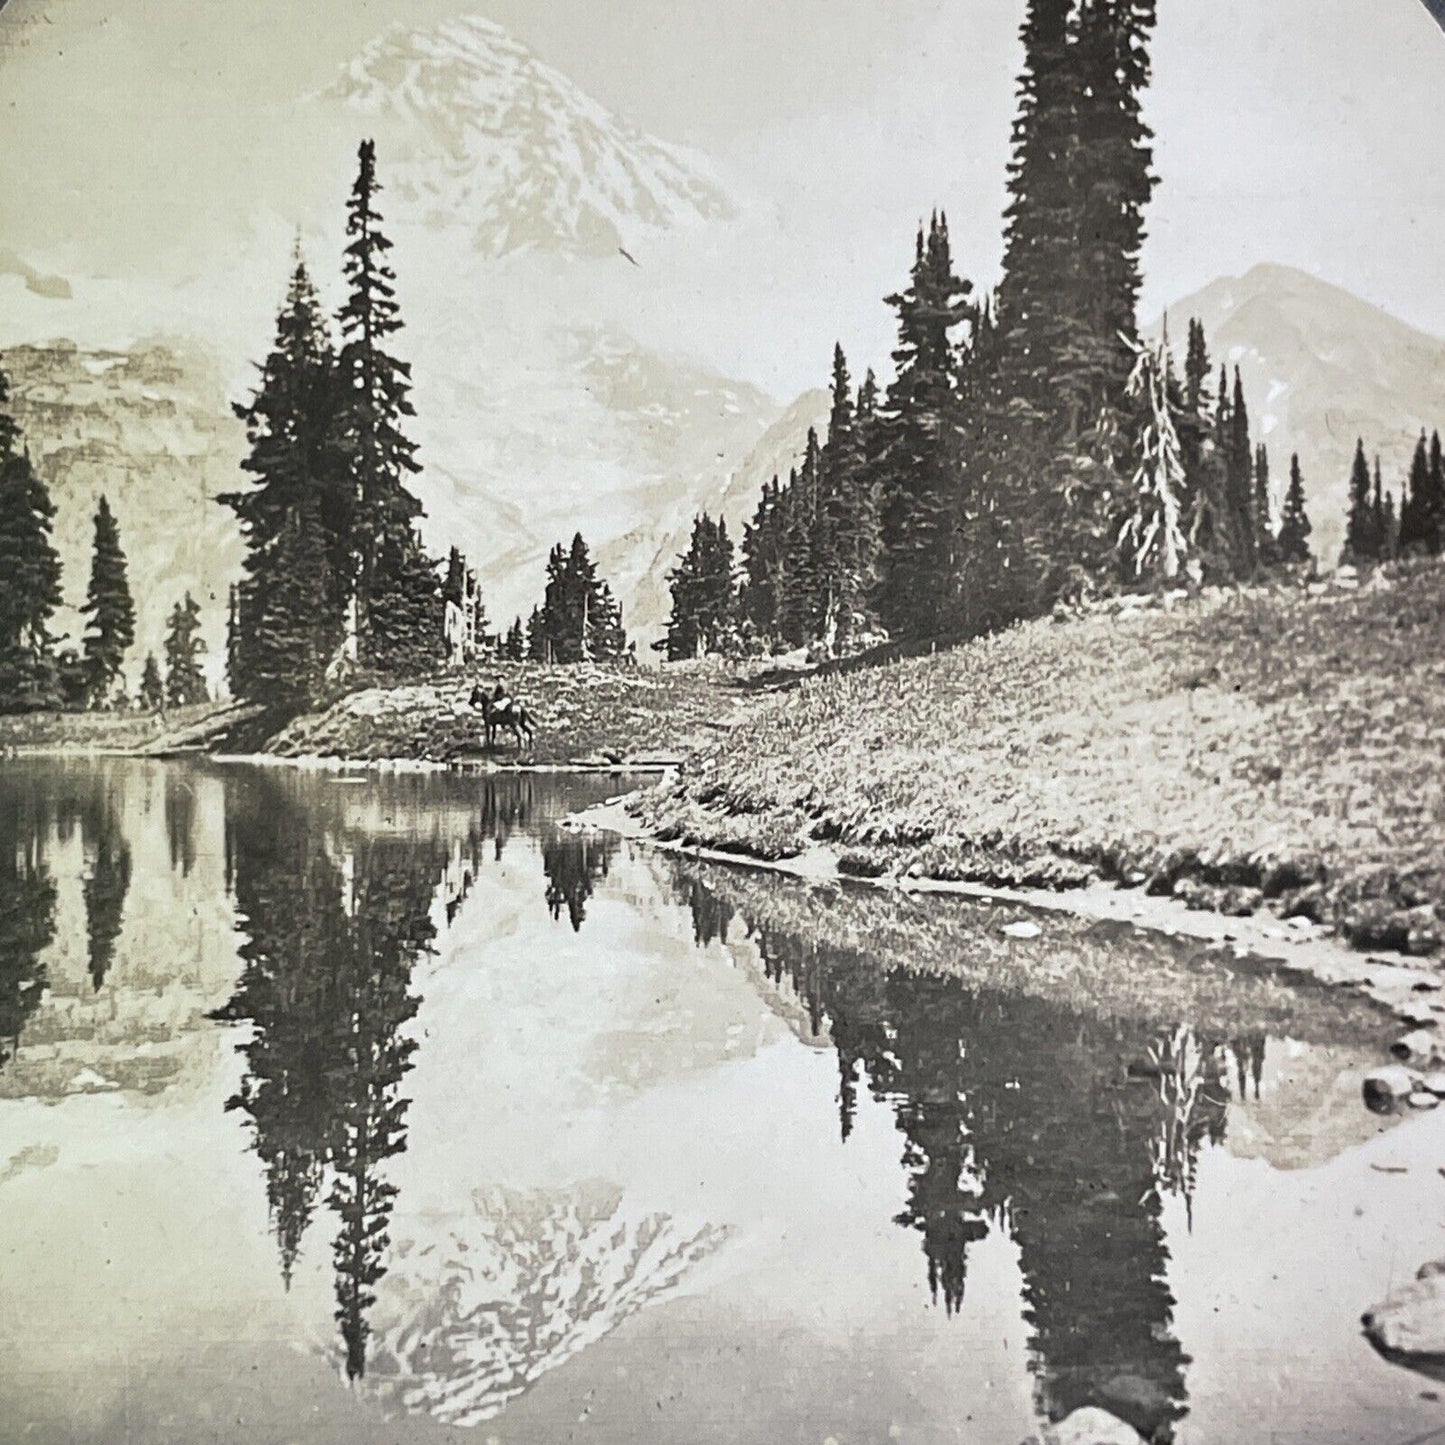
0 759 1425 1445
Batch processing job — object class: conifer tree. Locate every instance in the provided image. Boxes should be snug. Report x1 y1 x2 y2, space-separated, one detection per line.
163 593 209 707
1277 454 1313 565
525 605 548 662
1117 340 1187 583
532 535 625 664
80 496 136 707
780 434 826 644
741 477 787 642
1397 430 1444 556
1071 0 1157 414
1371 456 1391 562
504 617 526 661
139 653 165 712
364 535 444 677
1227 368 1256 575
994 0 1084 428
336 141 425 665
666 513 737 660
253 509 338 700
876 217 971 638
587 580 627 661
1398 432 1430 555
1253 444 1280 569
224 253 345 705
564 533 599 662
1428 431 1445 554
0 367 63 713
1174 319 1208 541
1342 439 1375 565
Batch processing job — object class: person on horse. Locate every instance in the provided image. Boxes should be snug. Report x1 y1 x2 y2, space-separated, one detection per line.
490 673 512 714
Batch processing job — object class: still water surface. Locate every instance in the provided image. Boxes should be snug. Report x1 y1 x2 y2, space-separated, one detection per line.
1 757 1442 1444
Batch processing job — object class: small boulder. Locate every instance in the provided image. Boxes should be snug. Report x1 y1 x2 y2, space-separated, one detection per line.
1364 1273 1445 1359
1410 1091 1441 1111
1001 920 1044 940
1363 1065 1419 1113
1393 1029 1444 1067
1423 1073 1445 1097
1028 1407 1145 1445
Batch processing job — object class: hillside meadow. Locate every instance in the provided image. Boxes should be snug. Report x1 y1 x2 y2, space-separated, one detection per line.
635 560 1445 956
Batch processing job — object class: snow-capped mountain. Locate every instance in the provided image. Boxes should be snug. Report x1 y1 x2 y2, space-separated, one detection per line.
1156 263 1445 565
315 14 732 259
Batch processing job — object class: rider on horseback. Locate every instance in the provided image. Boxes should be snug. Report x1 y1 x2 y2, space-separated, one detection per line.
490 674 512 713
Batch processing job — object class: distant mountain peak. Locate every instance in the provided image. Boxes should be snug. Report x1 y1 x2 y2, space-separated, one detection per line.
315 12 734 258
1157 262 1445 566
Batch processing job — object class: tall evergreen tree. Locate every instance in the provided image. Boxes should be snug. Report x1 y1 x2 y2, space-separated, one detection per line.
1071 0 1157 414
741 476 787 643
336 140 426 666
666 513 738 660
1253 444 1280 569
1398 427 1433 551
1276 453 1313 565
1428 431 1445 555
532 535 626 664
224 253 346 705
1117 340 1187 584
1226 368 1256 575
163 593 209 707
525 604 548 662
876 217 972 638
587 580 627 661
1371 456 1392 562
1342 439 1376 565
994 0 1085 431
503 616 526 661
0 366 63 713
780 429 829 645
80 496 136 707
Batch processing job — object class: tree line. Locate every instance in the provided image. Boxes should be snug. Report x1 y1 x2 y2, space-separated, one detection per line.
495 532 630 664
1342 431 1445 566
225 140 631 708
664 0 1443 662
0 375 208 714
223 140 444 708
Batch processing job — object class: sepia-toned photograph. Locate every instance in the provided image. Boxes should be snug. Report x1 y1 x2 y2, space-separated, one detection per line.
2 2 1444 1441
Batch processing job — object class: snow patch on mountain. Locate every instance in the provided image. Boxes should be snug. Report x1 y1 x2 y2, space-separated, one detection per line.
315 14 733 259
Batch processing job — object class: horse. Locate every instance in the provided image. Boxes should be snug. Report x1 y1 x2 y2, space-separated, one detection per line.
468 684 536 752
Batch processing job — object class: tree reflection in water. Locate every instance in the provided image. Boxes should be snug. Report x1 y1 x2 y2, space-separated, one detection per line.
80 790 131 992
216 771 484 1379
673 862 1286 1445
541 826 619 931
0 771 57 1074
215 769 612 1380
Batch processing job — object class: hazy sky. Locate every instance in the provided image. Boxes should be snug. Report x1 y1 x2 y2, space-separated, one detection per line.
2 0 1443 393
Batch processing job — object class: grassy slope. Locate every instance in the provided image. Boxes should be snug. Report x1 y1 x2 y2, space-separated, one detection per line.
265 661 764 766
637 561 1445 955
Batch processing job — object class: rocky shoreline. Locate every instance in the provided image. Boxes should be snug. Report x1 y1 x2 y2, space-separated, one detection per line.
577 793 1445 1039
